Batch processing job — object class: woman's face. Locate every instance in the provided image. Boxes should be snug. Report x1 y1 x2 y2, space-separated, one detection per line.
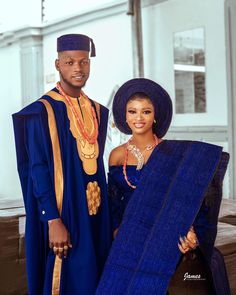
126 98 155 136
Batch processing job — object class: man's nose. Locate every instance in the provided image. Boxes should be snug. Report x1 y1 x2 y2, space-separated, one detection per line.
73 62 82 71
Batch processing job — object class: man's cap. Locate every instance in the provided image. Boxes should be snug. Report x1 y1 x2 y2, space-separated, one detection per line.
112 78 173 138
57 34 96 56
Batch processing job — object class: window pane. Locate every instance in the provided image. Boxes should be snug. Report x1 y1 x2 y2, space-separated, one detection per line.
174 28 206 114
175 71 206 114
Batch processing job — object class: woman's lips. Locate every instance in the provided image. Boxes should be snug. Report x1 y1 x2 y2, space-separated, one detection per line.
134 123 145 128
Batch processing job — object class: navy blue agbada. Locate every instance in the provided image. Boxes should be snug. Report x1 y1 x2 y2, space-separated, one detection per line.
12 88 111 295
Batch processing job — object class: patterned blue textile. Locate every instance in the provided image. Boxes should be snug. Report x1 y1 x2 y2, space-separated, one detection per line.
57 34 96 56
12 88 111 295
97 140 230 295
108 165 140 232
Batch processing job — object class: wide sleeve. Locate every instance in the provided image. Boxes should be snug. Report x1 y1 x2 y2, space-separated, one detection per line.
193 152 230 260
25 114 60 222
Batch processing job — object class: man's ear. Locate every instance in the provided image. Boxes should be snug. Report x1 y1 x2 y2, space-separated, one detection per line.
55 59 59 71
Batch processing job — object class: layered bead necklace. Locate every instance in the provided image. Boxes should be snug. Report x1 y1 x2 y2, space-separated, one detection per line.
123 135 160 189
56 82 98 144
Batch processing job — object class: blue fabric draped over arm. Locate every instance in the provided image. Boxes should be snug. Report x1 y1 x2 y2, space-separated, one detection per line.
25 114 60 222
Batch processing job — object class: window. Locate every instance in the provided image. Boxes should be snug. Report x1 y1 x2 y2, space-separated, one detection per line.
173 28 206 114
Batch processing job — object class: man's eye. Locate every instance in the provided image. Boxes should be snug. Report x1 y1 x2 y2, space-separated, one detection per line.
66 61 73 65
81 60 90 66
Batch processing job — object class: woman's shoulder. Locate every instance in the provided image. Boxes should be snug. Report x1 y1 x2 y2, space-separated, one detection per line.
109 144 126 166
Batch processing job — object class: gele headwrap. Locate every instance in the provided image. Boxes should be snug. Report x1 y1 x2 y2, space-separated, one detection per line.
112 78 172 138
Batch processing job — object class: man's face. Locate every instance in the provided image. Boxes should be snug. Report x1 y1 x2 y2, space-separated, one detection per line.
55 50 90 96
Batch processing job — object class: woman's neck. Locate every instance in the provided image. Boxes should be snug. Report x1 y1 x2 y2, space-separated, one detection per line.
131 132 156 150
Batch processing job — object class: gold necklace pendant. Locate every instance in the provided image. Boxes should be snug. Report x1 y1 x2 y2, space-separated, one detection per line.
79 139 96 159
76 139 99 175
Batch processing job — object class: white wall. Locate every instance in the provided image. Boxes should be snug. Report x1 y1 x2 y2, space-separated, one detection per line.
43 0 119 22
0 0 42 32
0 0 232 199
0 42 22 199
142 0 228 127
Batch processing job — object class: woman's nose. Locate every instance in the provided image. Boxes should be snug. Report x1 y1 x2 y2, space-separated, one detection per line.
136 112 143 120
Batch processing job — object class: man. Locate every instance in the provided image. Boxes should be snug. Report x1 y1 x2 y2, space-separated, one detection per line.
12 34 111 295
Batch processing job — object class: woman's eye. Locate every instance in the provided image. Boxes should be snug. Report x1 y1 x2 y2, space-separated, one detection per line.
127 110 136 114
144 110 152 114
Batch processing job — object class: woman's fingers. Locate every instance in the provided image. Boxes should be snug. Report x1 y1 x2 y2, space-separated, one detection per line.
178 242 188 254
180 236 189 248
179 236 190 253
186 229 199 249
178 226 199 253
185 236 198 249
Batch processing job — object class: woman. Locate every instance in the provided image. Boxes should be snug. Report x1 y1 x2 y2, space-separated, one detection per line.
96 78 230 295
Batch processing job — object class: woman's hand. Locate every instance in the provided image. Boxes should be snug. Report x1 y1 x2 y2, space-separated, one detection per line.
178 226 199 254
113 228 119 239
48 218 72 258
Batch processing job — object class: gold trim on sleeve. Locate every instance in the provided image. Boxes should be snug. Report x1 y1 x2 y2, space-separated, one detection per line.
39 99 64 295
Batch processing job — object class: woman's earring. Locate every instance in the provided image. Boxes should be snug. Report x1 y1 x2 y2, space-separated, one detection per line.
154 119 157 124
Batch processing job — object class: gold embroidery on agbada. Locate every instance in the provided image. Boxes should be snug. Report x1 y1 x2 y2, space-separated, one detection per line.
86 181 101 215
39 99 64 295
46 90 99 175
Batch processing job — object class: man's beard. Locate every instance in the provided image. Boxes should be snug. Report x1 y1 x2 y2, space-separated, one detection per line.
59 71 87 89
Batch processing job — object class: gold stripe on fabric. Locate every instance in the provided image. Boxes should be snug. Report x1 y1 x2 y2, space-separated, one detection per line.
93 101 100 124
46 91 99 175
39 99 64 295
51 256 62 295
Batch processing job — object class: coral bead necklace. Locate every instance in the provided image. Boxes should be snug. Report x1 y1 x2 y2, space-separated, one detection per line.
56 82 98 144
123 135 160 189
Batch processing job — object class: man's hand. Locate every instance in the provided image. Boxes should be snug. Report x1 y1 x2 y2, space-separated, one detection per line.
178 226 199 254
48 218 72 258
